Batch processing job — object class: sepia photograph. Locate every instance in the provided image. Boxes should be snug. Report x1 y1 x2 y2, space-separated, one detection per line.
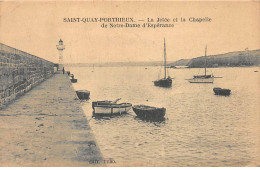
0 1 259 167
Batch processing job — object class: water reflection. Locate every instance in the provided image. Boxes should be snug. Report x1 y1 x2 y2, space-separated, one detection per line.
134 116 167 125
92 112 129 120
78 98 91 104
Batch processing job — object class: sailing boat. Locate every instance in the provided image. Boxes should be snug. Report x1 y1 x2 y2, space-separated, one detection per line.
153 38 172 87
188 45 214 83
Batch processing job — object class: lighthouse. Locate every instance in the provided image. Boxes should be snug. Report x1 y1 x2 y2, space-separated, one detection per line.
56 39 65 70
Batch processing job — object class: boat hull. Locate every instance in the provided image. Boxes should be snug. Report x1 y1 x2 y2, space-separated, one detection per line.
132 105 166 120
189 77 214 83
93 103 132 115
193 75 212 78
213 88 231 96
154 78 172 87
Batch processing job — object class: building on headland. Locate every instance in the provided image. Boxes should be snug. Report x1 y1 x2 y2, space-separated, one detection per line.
56 39 65 70
0 43 54 108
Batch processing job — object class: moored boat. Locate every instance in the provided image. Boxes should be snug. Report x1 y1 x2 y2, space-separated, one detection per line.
69 74 77 83
213 87 231 96
76 90 90 100
188 46 214 83
93 103 132 115
132 105 166 119
189 76 214 83
92 98 132 115
153 38 173 88
70 78 77 83
154 77 172 87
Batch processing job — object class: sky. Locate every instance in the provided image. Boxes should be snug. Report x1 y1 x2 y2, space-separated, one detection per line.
0 1 259 64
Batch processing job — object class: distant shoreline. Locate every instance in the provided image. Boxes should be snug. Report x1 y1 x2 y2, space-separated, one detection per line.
65 64 259 68
64 48 260 68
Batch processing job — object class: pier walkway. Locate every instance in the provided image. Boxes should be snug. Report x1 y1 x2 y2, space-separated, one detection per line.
0 73 103 166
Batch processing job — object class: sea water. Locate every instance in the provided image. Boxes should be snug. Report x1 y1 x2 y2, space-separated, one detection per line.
69 66 259 166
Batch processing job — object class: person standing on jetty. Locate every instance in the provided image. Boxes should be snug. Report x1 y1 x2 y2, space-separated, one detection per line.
63 67 65 74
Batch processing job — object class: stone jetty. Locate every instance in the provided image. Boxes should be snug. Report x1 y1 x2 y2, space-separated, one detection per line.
0 43 104 166
0 73 104 166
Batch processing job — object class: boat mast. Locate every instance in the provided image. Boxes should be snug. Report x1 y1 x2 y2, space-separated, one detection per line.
204 45 207 76
164 38 167 79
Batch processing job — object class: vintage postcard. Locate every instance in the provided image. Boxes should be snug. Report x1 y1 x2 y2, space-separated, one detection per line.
0 0 259 167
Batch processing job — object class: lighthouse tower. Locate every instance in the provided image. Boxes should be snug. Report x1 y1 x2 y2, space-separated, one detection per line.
56 39 65 70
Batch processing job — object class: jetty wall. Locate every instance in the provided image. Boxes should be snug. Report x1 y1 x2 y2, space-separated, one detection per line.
0 43 54 108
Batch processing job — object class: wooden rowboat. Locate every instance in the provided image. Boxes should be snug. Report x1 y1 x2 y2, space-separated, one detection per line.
92 98 132 115
76 90 90 100
132 105 166 119
93 103 132 115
